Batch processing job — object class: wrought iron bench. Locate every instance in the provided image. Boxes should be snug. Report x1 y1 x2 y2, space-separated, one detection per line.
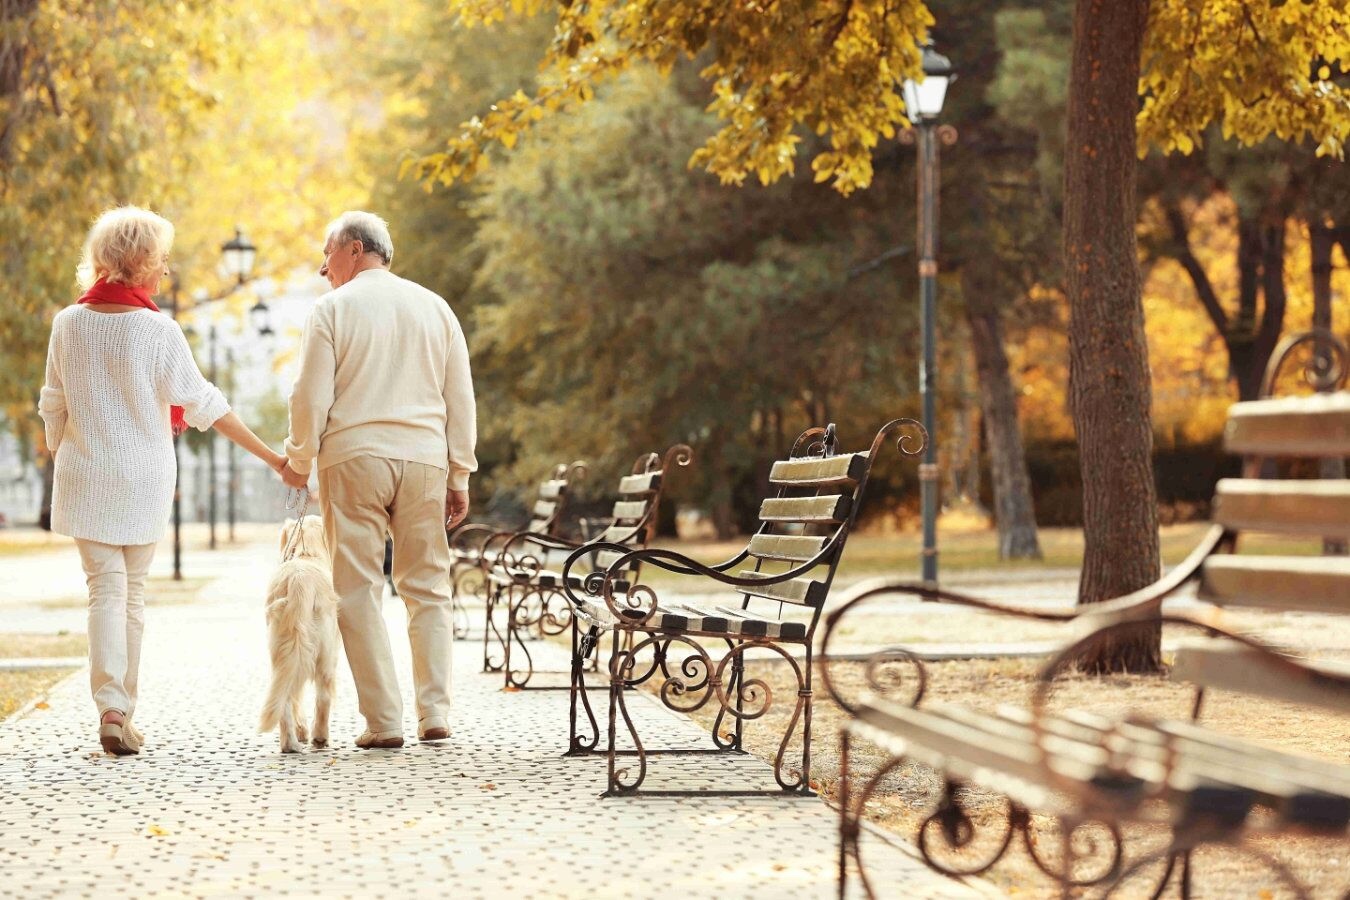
485 445 691 690
822 385 1350 896
448 460 585 650
561 419 925 797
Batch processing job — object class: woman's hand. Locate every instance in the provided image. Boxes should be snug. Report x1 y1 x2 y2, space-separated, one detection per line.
279 460 309 490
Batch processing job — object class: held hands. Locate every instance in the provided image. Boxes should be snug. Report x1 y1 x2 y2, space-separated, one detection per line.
270 453 309 490
445 488 469 530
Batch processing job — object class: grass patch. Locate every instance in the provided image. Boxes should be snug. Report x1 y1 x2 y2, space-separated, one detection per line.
630 523 1325 593
0 668 77 720
39 576 211 610
0 632 86 658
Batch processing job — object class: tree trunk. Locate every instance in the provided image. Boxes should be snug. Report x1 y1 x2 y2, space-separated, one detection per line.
1310 217 1347 555
961 270 1042 559
1064 0 1161 671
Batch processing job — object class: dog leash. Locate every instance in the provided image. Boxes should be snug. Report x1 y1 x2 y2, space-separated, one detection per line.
281 487 311 562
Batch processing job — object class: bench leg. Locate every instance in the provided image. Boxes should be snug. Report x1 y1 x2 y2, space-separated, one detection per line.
504 586 535 689
838 728 853 900
567 618 601 755
482 579 507 672
604 628 648 794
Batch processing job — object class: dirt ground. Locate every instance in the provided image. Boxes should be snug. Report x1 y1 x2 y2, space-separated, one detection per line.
639 627 1350 898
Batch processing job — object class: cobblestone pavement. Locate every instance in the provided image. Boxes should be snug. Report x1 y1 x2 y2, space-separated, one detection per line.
0 538 980 899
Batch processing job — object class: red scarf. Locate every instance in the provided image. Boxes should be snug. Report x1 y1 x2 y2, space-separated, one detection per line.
77 278 187 436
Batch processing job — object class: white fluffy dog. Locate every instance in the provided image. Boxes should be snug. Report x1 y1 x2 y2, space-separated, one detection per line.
260 515 340 753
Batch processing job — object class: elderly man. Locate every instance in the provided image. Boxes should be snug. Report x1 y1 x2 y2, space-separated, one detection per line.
282 210 476 749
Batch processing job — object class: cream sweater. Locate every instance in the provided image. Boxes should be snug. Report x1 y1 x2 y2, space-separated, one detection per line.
38 306 230 545
284 268 477 490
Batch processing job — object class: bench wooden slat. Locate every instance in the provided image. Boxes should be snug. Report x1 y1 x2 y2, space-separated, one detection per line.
1224 393 1350 457
851 699 1085 814
759 494 851 524
734 570 828 607
617 471 662 495
1212 479 1350 537
594 549 635 571
525 517 551 533
769 453 869 487
996 704 1350 801
747 534 829 563
1170 638 1350 715
532 500 558 520
598 521 643 544
1200 556 1350 615
610 500 650 523
537 479 568 501
928 702 1350 827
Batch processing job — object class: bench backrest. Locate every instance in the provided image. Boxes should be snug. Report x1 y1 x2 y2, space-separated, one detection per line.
729 419 924 637
1176 383 1350 712
525 461 586 535
587 445 692 579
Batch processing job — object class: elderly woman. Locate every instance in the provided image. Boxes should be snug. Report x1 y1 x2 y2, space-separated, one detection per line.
38 206 285 756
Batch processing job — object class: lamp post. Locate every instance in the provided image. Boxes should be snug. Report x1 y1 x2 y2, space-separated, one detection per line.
163 227 260 562
204 227 258 550
901 41 955 588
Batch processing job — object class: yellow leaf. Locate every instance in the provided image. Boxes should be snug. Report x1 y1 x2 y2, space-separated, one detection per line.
146 825 170 837
34 701 50 710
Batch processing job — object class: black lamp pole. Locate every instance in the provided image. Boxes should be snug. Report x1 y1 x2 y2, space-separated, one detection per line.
227 347 236 543
208 323 218 551
168 276 183 581
917 119 940 586
901 42 955 588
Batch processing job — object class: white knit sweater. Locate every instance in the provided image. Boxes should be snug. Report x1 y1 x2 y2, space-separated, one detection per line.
38 306 230 545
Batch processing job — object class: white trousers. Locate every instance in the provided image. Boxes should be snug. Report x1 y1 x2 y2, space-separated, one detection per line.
75 539 157 719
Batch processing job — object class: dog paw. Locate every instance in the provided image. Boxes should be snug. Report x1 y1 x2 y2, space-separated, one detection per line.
295 725 309 742
311 737 328 749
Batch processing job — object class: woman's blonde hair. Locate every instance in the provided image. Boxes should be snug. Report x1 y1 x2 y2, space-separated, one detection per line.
76 206 175 290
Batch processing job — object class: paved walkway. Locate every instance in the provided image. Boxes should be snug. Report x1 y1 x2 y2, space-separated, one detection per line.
0 538 979 898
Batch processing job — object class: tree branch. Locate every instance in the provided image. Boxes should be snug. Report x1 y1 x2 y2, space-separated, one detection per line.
847 244 911 280
1163 203 1228 335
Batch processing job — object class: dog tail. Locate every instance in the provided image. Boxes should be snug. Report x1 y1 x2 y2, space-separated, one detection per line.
259 568 324 733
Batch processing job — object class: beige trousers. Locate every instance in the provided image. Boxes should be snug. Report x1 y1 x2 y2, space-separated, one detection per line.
319 456 453 734
75 538 157 719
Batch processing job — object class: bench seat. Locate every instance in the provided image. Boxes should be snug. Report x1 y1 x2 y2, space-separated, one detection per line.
572 594 809 640
850 694 1350 834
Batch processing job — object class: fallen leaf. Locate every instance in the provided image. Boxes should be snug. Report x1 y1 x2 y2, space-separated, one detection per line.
403 819 418 828
326 758 337 766
34 702 49 710
480 783 497 791
772 864 787 872
146 825 170 837
502 686 521 693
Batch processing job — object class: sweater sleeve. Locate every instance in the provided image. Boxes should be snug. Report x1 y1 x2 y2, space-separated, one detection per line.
37 325 67 453
284 303 337 475
442 317 478 491
158 321 231 430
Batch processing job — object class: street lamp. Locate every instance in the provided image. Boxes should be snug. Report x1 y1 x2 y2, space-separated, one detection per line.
220 227 257 285
901 40 955 588
169 227 263 564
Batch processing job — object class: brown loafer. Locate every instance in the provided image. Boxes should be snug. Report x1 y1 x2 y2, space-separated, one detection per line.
99 722 138 756
419 727 450 742
418 716 450 742
354 730 404 749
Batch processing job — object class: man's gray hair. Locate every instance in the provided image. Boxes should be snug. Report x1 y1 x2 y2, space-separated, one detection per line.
326 210 394 265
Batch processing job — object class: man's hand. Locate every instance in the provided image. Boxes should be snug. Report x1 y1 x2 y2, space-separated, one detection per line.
445 489 469 530
280 460 309 490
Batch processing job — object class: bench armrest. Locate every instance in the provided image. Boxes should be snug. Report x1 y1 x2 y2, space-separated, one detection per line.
819 525 1231 715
